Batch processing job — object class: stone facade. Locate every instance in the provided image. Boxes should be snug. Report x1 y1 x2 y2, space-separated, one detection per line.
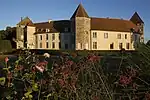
75 17 91 50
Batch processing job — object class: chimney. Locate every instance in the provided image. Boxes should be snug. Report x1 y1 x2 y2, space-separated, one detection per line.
48 19 52 23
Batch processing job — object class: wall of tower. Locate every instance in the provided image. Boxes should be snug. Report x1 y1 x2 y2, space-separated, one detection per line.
16 25 25 49
75 17 91 50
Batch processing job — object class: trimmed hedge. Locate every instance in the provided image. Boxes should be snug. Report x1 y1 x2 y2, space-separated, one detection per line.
0 40 12 53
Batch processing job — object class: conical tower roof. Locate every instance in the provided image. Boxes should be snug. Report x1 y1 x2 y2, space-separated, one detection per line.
71 4 89 19
130 12 144 24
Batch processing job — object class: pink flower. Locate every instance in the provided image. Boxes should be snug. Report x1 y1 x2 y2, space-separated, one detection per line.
5 57 9 63
88 55 100 62
57 79 65 87
66 60 74 66
35 65 44 73
119 75 132 86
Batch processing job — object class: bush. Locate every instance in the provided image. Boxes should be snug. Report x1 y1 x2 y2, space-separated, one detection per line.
0 43 150 100
0 40 12 53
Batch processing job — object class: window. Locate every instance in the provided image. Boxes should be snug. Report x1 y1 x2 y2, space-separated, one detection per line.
40 42 42 48
104 33 108 38
126 43 130 49
52 42 55 48
40 35 42 40
93 32 97 38
46 34 48 40
110 43 114 49
117 34 121 39
59 42 61 48
125 34 127 39
59 34 61 40
65 44 68 49
119 43 123 49
80 43 82 49
65 28 68 32
52 34 55 40
46 29 50 32
93 42 97 49
135 35 137 41
46 42 49 48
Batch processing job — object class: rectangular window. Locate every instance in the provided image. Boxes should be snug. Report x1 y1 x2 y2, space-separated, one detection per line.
93 42 97 49
46 42 49 48
110 43 114 49
93 32 97 38
52 34 55 40
65 44 68 49
65 28 68 32
126 43 130 49
80 43 82 49
52 42 55 48
40 35 42 40
59 42 61 49
40 42 42 48
117 34 121 39
125 34 127 39
119 43 123 49
59 34 61 40
104 33 108 38
135 35 137 41
46 34 48 40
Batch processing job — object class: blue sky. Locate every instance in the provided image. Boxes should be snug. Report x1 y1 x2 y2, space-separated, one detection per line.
0 0 150 40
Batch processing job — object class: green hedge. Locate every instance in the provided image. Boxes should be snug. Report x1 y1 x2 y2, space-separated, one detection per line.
0 40 12 53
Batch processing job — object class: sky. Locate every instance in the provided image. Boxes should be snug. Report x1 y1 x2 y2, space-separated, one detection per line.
0 0 150 41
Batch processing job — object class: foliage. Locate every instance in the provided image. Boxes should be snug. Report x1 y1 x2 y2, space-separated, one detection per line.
0 40 12 53
0 43 150 100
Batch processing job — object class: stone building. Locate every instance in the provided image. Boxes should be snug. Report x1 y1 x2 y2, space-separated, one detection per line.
16 4 144 50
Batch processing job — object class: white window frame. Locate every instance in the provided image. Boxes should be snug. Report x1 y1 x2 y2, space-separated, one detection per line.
104 33 108 38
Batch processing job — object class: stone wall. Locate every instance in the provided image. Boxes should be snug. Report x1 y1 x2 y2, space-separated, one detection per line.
16 26 25 49
75 17 91 50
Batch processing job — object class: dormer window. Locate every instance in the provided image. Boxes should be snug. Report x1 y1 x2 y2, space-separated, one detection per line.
65 28 68 32
46 29 50 32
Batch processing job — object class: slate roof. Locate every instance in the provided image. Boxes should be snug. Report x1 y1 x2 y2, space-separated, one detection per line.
34 20 71 33
130 12 144 24
71 4 89 19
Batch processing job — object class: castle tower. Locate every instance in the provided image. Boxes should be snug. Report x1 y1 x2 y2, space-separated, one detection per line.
16 17 35 49
130 12 144 43
70 4 91 50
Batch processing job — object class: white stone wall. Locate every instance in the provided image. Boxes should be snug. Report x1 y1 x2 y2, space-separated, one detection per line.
36 33 60 50
27 26 36 49
90 30 137 50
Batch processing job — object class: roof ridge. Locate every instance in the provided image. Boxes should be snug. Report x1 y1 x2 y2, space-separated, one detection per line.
91 17 130 21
